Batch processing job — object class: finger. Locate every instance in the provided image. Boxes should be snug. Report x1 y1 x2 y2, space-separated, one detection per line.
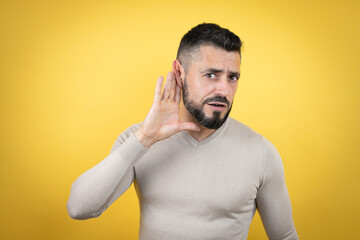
154 76 164 103
169 72 176 100
161 72 172 100
178 122 200 132
175 82 181 104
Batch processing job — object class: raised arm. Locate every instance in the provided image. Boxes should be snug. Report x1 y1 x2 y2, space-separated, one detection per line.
67 70 200 220
255 136 299 240
66 125 147 220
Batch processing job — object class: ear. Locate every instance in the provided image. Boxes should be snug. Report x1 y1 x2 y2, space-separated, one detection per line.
172 60 185 88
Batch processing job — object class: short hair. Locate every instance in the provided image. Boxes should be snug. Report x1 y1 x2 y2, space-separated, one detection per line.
176 23 242 73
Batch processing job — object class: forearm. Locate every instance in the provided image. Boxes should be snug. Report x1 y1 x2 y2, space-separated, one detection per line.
66 133 148 219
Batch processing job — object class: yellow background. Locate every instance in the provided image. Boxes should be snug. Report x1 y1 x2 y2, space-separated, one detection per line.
1 0 359 239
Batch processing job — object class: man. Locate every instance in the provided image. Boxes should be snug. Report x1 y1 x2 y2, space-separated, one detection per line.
67 23 299 239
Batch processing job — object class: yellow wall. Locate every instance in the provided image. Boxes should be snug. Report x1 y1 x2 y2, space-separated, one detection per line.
1 0 359 239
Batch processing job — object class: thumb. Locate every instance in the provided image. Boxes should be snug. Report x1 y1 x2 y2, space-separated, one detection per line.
178 122 200 132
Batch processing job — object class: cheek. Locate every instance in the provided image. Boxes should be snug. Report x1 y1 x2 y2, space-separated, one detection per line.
201 91 216 104
191 84 213 103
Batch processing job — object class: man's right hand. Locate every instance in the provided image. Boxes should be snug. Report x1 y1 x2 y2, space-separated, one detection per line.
134 71 200 148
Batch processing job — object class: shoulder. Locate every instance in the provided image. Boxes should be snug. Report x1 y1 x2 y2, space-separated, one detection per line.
225 117 282 164
261 136 284 171
225 118 285 181
225 117 264 143
259 133 285 186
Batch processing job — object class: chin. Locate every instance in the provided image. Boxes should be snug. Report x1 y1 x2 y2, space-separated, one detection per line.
205 110 225 118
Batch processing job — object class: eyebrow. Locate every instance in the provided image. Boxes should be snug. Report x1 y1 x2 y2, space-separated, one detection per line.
200 68 240 78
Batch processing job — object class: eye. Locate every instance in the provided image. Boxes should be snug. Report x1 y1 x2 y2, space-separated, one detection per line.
228 75 239 82
205 73 216 79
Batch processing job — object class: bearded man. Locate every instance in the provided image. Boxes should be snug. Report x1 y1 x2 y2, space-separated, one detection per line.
67 23 299 240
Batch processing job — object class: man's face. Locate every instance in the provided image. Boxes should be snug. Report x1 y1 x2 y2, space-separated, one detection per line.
182 45 241 129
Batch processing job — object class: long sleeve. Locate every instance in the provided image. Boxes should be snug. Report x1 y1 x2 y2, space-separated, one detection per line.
67 123 147 220
255 136 299 240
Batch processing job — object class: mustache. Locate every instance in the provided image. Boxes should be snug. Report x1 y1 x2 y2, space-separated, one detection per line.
203 96 230 106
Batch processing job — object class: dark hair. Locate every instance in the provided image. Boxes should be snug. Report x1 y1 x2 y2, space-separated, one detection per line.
176 23 242 72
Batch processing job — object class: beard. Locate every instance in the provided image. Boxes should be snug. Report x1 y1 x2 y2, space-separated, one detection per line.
182 78 232 129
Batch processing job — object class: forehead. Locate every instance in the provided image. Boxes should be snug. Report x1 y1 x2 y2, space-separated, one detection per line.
191 45 241 72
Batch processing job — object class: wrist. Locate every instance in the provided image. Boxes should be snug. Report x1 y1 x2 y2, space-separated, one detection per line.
134 128 156 148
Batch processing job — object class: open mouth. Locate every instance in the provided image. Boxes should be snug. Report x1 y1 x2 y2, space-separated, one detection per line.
207 102 227 107
206 102 227 110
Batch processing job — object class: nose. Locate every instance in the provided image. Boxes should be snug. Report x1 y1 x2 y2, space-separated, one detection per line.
214 77 229 97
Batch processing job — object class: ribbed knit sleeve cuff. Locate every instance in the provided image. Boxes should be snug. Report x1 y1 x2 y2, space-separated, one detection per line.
111 132 149 167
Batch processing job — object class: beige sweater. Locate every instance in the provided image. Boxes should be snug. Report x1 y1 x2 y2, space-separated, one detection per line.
67 117 298 240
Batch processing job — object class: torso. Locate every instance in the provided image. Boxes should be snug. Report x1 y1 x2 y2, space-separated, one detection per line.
133 118 264 239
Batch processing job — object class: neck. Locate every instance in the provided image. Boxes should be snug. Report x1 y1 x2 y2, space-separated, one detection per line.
179 102 216 142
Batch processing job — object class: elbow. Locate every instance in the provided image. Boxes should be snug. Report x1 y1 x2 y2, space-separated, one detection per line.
66 199 103 220
66 200 87 220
